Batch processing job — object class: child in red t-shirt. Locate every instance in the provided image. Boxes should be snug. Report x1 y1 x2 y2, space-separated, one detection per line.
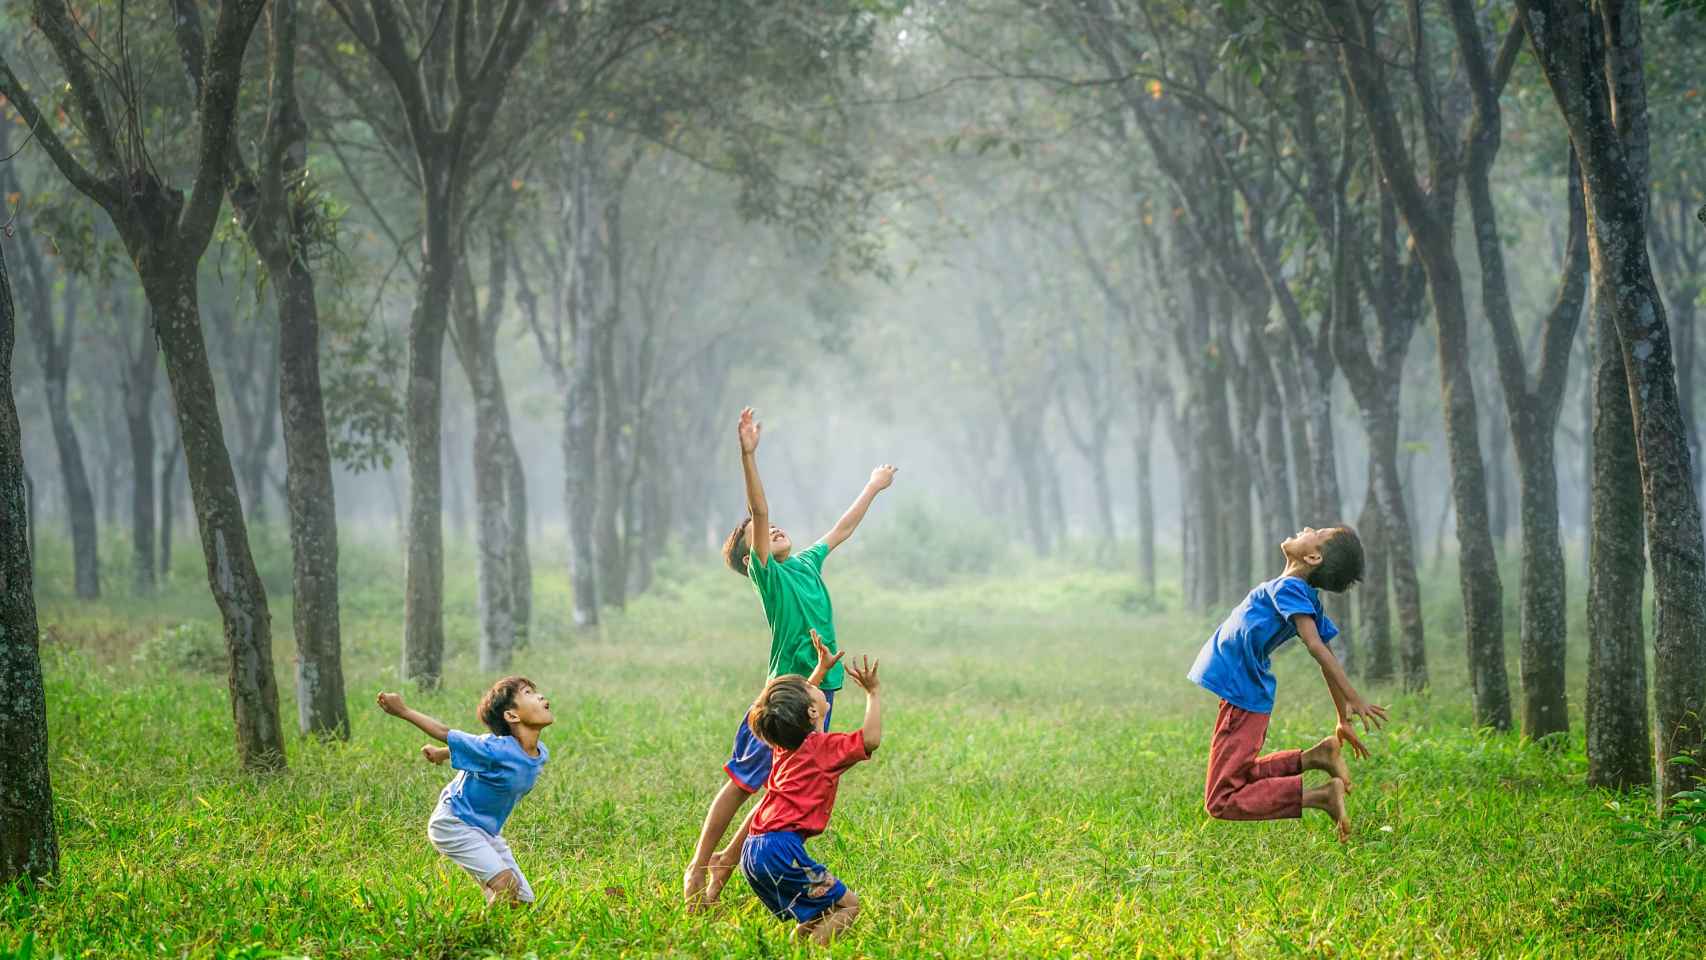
732 645 882 944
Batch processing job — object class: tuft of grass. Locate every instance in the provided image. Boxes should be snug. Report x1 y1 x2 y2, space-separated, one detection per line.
6 532 1701 958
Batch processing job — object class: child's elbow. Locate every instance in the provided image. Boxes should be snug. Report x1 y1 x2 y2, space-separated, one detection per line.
863 738 881 755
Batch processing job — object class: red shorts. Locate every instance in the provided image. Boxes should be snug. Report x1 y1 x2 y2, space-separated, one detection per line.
1203 700 1303 820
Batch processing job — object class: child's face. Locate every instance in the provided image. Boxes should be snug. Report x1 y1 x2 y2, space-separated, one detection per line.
805 684 829 732
1281 526 1334 568
766 524 793 560
506 685 555 730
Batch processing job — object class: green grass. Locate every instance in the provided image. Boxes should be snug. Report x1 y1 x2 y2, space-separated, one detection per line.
4 533 1701 958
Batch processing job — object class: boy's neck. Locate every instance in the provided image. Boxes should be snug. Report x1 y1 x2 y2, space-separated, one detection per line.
512 725 542 756
1280 559 1315 583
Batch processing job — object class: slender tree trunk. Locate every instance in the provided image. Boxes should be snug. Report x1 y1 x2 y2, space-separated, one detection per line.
453 263 517 669
1357 460 1394 682
1525 0 1706 799
1585 302 1652 789
124 330 158 596
1134 405 1156 597
1484 398 1511 551
1511 419 1569 740
1 238 58 884
39 278 100 599
159 431 182 578
402 177 454 686
595 317 627 611
506 432 531 647
145 262 286 770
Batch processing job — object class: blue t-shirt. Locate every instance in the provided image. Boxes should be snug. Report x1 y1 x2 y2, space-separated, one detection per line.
1186 575 1340 714
439 730 548 835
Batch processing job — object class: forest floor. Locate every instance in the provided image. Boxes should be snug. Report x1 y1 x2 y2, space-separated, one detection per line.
4 534 1703 959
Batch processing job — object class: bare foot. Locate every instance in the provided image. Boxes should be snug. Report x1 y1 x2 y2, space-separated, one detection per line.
1308 735 1353 793
1323 777 1350 843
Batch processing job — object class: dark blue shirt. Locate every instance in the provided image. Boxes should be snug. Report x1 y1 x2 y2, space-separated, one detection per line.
440 730 548 835
1187 575 1340 713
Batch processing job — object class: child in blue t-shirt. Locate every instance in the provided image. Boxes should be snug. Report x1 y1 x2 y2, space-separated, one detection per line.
1187 526 1387 842
377 677 553 904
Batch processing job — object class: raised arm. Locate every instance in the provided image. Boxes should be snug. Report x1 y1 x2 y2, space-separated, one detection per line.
738 407 771 567
376 692 451 743
806 629 845 691
845 656 882 752
1295 616 1387 757
822 465 897 552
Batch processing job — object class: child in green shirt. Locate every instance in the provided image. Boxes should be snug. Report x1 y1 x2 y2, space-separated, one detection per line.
683 406 895 908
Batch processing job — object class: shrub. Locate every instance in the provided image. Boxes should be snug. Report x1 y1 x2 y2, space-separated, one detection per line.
133 621 225 675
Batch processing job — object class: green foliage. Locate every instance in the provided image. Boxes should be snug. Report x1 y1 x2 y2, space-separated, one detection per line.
1611 756 1706 857
132 621 224 675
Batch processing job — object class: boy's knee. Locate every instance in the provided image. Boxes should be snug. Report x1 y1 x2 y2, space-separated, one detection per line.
837 889 861 916
1204 796 1233 820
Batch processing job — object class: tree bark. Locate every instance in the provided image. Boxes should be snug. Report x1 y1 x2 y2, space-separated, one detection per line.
159 430 183 578
1357 461 1394 682
1585 301 1651 789
123 321 158 596
1325 0 1511 730
1525 0 1706 800
9 228 100 599
402 173 453 685
0 234 58 885
596 195 628 610
563 145 605 626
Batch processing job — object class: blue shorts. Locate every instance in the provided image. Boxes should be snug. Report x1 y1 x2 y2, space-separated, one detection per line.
740 830 848 923
724 689 836 792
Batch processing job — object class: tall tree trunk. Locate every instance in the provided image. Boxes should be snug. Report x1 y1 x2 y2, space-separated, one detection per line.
1585 302 1652 789
1134 405 1156 597
159 430 183 578
1328 0 1511 730
564 151 604 627
219 0 347 738
1484 397 1511 551
1525 0 1706 800
595 229 628 611
1357 461 1394 682
506 432 531 648
146 263 286 770
0 236 58 885
11 238 101 599
124 324 158 596
402 174 454 686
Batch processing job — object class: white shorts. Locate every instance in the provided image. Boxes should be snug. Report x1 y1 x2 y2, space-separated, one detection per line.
427 800 535 902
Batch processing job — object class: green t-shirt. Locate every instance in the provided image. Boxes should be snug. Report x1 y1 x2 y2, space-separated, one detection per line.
749 540 842 690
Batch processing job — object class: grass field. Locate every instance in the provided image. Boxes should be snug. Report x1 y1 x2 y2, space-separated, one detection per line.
4 532 1703 959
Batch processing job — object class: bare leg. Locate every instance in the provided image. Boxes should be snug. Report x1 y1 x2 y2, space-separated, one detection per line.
704 802 760 904
1301 735 1352 791
684 779 753 907
1302 777 1350 842
794 890 861 945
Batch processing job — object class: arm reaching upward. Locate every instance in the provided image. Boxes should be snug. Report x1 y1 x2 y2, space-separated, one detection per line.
1296 616 1388 758
845 656 882 752
376 691 451 743
806 629 845 689
822 465 897 552
738 407 771 568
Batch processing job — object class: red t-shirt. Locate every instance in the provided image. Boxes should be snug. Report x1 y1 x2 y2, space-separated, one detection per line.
750 729 870 838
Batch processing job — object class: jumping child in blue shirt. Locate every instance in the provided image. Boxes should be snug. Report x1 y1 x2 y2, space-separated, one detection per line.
377 677 553 904
1187 526 1386 842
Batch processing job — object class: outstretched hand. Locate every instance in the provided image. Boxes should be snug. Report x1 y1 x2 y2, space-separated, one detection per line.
1345 698 1388 733
869 464 897 490
810 629 845 676
421 744 449 765
846 655 881 693
376 691 406 716
738 407 762 455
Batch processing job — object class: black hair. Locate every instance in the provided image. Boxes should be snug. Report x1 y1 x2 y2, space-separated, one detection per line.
747 675 817 751
478 675 536 737
722 518 752 577
1308 526 1365 593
